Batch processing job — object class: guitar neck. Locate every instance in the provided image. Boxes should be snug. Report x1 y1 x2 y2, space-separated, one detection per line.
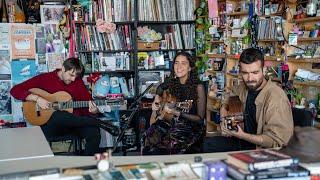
58 99 120 109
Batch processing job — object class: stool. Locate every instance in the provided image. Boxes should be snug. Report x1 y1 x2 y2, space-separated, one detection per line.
47 134 83 155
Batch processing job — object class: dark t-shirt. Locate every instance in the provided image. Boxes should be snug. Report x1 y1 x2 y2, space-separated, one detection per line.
244 90 260 134
239 89 261 149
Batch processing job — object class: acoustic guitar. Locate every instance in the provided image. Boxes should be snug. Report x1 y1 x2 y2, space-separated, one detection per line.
150 90 193 124
222 96 244 131
22 88 123 126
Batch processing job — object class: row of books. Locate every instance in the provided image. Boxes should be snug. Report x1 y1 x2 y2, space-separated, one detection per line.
138 0 195 21
163 24 195 50
226 149 310 179
74 24 132 52
256 16 284 41
79 52 131 73
72 0 135 23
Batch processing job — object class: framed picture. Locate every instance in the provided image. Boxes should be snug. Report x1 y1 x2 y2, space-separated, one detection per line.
40 5 65 24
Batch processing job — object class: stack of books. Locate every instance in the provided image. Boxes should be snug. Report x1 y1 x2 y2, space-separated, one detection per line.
225 149 310 179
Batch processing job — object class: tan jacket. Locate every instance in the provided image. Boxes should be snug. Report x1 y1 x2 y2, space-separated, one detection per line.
231 79 294 148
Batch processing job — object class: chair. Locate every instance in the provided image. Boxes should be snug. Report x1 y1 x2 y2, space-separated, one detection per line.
47 134 83 155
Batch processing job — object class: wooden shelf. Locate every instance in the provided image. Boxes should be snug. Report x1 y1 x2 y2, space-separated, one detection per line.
290 16 320 23
257 39 284 42
207 69 224 74
226 11 248 16
265 56 282 61
287 57 319 63
227 72 239 77
297 37 320 42
227 55 240 59
259 12 284 18
208 54 226 58
293 80 320 87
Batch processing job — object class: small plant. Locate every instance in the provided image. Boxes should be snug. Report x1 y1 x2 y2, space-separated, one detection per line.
287 88 304 105
195 0 211 75
137 26 162 42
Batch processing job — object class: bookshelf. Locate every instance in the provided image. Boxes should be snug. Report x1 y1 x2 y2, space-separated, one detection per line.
204 0 320 132
70 0 198 104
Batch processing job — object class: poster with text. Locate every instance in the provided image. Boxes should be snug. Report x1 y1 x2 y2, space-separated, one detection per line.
10 24 36 59
0 50 11 75
0 23 10 50
11 60 36 85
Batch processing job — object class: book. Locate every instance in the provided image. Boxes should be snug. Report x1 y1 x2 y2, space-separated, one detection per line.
226 161 310 180
148 163 199 179
227 149 299 172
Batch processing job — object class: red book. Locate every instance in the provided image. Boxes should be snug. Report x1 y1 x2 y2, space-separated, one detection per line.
227 149 299 172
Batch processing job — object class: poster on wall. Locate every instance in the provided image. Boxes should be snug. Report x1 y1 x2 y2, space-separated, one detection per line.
34 24 46 54
36 53 48 73
44 24 64 53
46 52 64 72
0 50 11 75
10 60 36 123
10 24 36 59
11 60 37 85
40 5 65 24
0 23 10 50
0 80 12 116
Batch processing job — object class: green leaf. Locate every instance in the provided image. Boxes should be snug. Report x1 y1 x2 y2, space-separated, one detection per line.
195 28 204 33
195 38 202 44
243 19 251 29
196 8 203 16
196 18 204 24
200 1 206 8
204 43 211 50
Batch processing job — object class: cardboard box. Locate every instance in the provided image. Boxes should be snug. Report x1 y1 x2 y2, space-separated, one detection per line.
137 40 160 50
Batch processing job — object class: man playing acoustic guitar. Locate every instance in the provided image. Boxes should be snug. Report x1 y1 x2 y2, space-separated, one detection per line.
10 57 119 155
212 48 294 152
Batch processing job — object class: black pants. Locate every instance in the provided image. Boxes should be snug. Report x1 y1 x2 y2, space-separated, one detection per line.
203 136 256 153
41 111 101 156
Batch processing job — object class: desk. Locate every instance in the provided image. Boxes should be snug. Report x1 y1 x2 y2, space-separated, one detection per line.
0 152 228 175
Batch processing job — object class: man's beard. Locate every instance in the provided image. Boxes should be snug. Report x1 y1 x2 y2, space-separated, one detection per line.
244 78 263 91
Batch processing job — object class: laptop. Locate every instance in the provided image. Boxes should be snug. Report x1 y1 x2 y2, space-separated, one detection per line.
0 126 53 162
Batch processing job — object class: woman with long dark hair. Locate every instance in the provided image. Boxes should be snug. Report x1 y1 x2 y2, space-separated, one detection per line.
143 51 206 155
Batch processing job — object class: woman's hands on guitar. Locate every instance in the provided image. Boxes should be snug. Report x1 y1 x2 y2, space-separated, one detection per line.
152 95 161 111
163 105 180 117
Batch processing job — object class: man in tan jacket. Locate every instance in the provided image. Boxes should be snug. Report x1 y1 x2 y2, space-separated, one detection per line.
219 48 293 149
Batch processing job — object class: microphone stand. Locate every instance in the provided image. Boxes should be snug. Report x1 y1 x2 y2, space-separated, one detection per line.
112 83 154 155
